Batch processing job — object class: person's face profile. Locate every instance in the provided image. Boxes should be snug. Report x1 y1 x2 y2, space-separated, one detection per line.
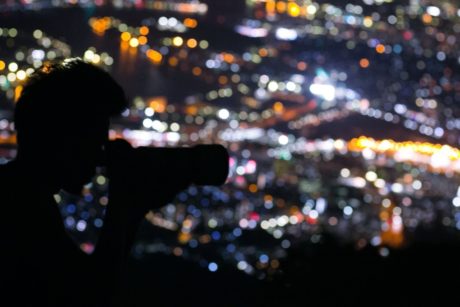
14 59 127 194
49 113 110 194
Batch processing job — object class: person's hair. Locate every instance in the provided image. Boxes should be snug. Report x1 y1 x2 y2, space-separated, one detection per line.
14 58 127 142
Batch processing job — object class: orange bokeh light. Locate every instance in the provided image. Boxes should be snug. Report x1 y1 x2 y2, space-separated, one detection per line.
359 58 370 68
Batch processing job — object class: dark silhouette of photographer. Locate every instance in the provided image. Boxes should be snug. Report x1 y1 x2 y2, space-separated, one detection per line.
0 58 227 306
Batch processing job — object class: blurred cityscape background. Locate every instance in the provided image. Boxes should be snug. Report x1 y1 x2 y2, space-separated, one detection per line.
1 0 460 305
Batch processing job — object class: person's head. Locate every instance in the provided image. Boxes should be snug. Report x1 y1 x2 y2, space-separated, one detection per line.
14 58 128 193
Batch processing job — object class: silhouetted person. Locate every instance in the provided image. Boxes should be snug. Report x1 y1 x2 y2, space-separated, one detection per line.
0 58 185 306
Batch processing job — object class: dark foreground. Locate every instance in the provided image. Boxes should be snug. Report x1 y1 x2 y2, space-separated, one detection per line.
123 227 460 306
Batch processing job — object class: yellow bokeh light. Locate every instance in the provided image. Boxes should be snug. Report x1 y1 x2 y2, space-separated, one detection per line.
306 4 317 15
8 62 18 72
266 0 275 14
363 16 373 27
92 54 101 64
14 85 23 102
287 3 300 17
0 60 5 71
120 32 131 42
172 36 183 47
129 37 139 48
16 70 26 80
349 136 460 164
273 101 284 114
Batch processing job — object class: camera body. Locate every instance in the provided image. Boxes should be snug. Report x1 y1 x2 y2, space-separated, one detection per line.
134 144 229 186
106 140 229 189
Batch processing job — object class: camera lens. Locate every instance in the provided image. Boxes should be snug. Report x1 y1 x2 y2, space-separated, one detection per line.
191 144 229 186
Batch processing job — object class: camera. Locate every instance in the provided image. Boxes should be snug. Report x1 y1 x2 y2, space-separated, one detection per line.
134 144 229 186
106 139 229 187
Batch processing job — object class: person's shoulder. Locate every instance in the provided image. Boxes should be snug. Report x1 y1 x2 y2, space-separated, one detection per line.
0 162 18 211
